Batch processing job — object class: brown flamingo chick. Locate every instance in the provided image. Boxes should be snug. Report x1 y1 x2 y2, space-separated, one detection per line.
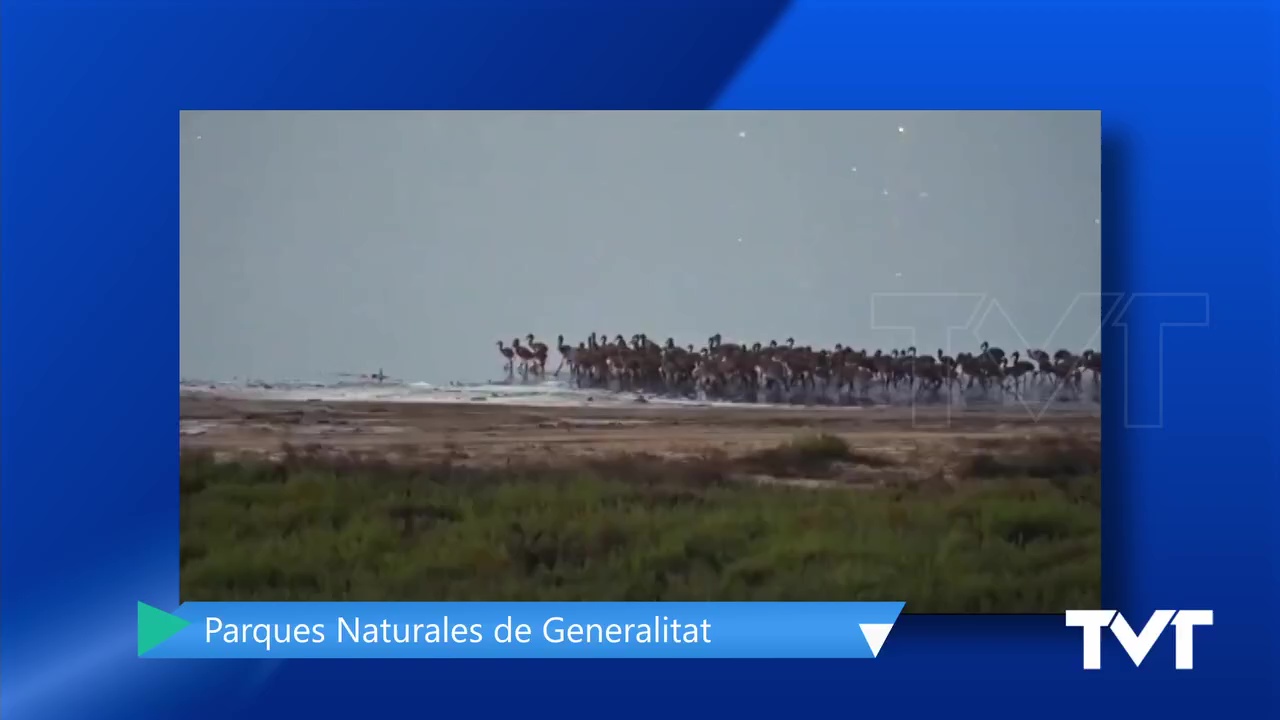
497 340 515 375
512 338 536 377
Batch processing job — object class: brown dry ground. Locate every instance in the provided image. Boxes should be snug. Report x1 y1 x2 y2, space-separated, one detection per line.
181 395 1099 487
180 395 1101 608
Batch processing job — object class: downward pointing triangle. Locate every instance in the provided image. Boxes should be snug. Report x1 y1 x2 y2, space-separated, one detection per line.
858 623 894 658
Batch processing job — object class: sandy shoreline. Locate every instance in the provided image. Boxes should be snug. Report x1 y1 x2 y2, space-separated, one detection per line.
181 391 1100 469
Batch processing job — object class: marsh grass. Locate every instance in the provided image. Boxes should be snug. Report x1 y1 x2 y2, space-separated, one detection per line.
738 433 894 477
180 434 1100 612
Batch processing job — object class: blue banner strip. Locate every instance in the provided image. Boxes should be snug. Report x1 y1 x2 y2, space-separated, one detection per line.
142 602 906 659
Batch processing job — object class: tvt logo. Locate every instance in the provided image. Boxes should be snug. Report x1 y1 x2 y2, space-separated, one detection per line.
1066 610 1213 669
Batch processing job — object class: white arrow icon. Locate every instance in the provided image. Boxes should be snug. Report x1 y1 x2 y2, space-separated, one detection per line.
859 623 895 658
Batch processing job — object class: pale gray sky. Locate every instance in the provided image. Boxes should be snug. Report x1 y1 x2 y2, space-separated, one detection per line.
180 111 1100 383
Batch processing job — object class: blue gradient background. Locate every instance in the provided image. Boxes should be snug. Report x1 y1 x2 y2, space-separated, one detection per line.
146 602 904 658
2 0 1276 718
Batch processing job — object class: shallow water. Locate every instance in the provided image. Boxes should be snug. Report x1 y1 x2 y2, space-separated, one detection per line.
180 375 1098 413
180 376 740 409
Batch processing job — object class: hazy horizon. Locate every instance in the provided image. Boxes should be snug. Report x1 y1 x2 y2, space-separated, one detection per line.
181 111 1100 384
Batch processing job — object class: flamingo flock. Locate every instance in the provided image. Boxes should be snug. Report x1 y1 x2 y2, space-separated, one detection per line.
498 333 1101 405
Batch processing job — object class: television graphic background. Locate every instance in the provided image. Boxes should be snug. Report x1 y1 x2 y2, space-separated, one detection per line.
2 1 1276 719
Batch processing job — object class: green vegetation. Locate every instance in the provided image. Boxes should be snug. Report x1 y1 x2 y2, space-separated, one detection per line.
180 434 1100 612
739 432 896 476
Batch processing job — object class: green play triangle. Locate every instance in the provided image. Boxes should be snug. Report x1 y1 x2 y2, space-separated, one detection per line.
138 602 191 655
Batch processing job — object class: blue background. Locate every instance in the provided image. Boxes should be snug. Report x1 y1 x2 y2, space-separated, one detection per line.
1 0 1276 717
